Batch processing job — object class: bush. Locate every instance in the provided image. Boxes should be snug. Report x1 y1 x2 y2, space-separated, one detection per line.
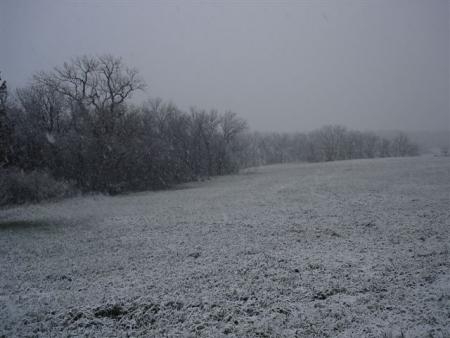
0 167 76 206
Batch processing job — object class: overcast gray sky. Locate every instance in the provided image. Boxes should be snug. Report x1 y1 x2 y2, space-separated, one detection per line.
1 0 449 132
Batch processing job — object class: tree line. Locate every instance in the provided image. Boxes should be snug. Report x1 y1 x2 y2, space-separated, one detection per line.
240 126 418 167
0 55 418 203
0 55 248 195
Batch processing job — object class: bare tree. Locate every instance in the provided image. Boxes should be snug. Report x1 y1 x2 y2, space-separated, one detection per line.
216 111 248 173
310 125 347 161
190 108 220 177
0 74 6 108
0 73 11 166
17 84 66 134
391 132 418 157
219 111 247 145
34 55 145 132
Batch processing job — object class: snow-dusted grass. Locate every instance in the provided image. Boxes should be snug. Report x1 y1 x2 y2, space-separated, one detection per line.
1 156 449 337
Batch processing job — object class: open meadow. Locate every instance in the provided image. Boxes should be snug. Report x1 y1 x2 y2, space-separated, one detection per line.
1 156 449 337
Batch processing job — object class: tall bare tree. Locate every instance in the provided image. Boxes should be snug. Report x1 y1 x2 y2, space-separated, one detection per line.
34 55 145 132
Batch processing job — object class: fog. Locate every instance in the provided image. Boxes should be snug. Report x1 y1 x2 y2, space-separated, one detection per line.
2 2 450 337
1 0 449 132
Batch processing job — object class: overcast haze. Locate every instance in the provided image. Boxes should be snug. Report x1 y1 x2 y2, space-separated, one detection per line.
1 0 449 132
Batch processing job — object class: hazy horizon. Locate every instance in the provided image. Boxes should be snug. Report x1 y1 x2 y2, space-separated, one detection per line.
1 0 449 133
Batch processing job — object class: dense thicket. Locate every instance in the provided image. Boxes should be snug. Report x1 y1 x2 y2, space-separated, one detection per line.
1 56 418 202
1 56 248 194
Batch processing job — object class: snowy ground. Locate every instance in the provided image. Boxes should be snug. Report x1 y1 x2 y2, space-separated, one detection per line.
1 156 449 337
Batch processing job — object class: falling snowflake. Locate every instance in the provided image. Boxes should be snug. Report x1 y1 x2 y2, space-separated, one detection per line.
46 132 55 144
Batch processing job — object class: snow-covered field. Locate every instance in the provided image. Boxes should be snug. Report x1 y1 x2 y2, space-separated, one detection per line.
1 156 449 337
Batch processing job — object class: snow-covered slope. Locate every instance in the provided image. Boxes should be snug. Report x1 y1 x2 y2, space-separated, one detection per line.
1 156 449 337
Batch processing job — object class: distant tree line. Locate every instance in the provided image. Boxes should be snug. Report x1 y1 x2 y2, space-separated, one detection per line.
0 55 418 203
240 125 419 167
